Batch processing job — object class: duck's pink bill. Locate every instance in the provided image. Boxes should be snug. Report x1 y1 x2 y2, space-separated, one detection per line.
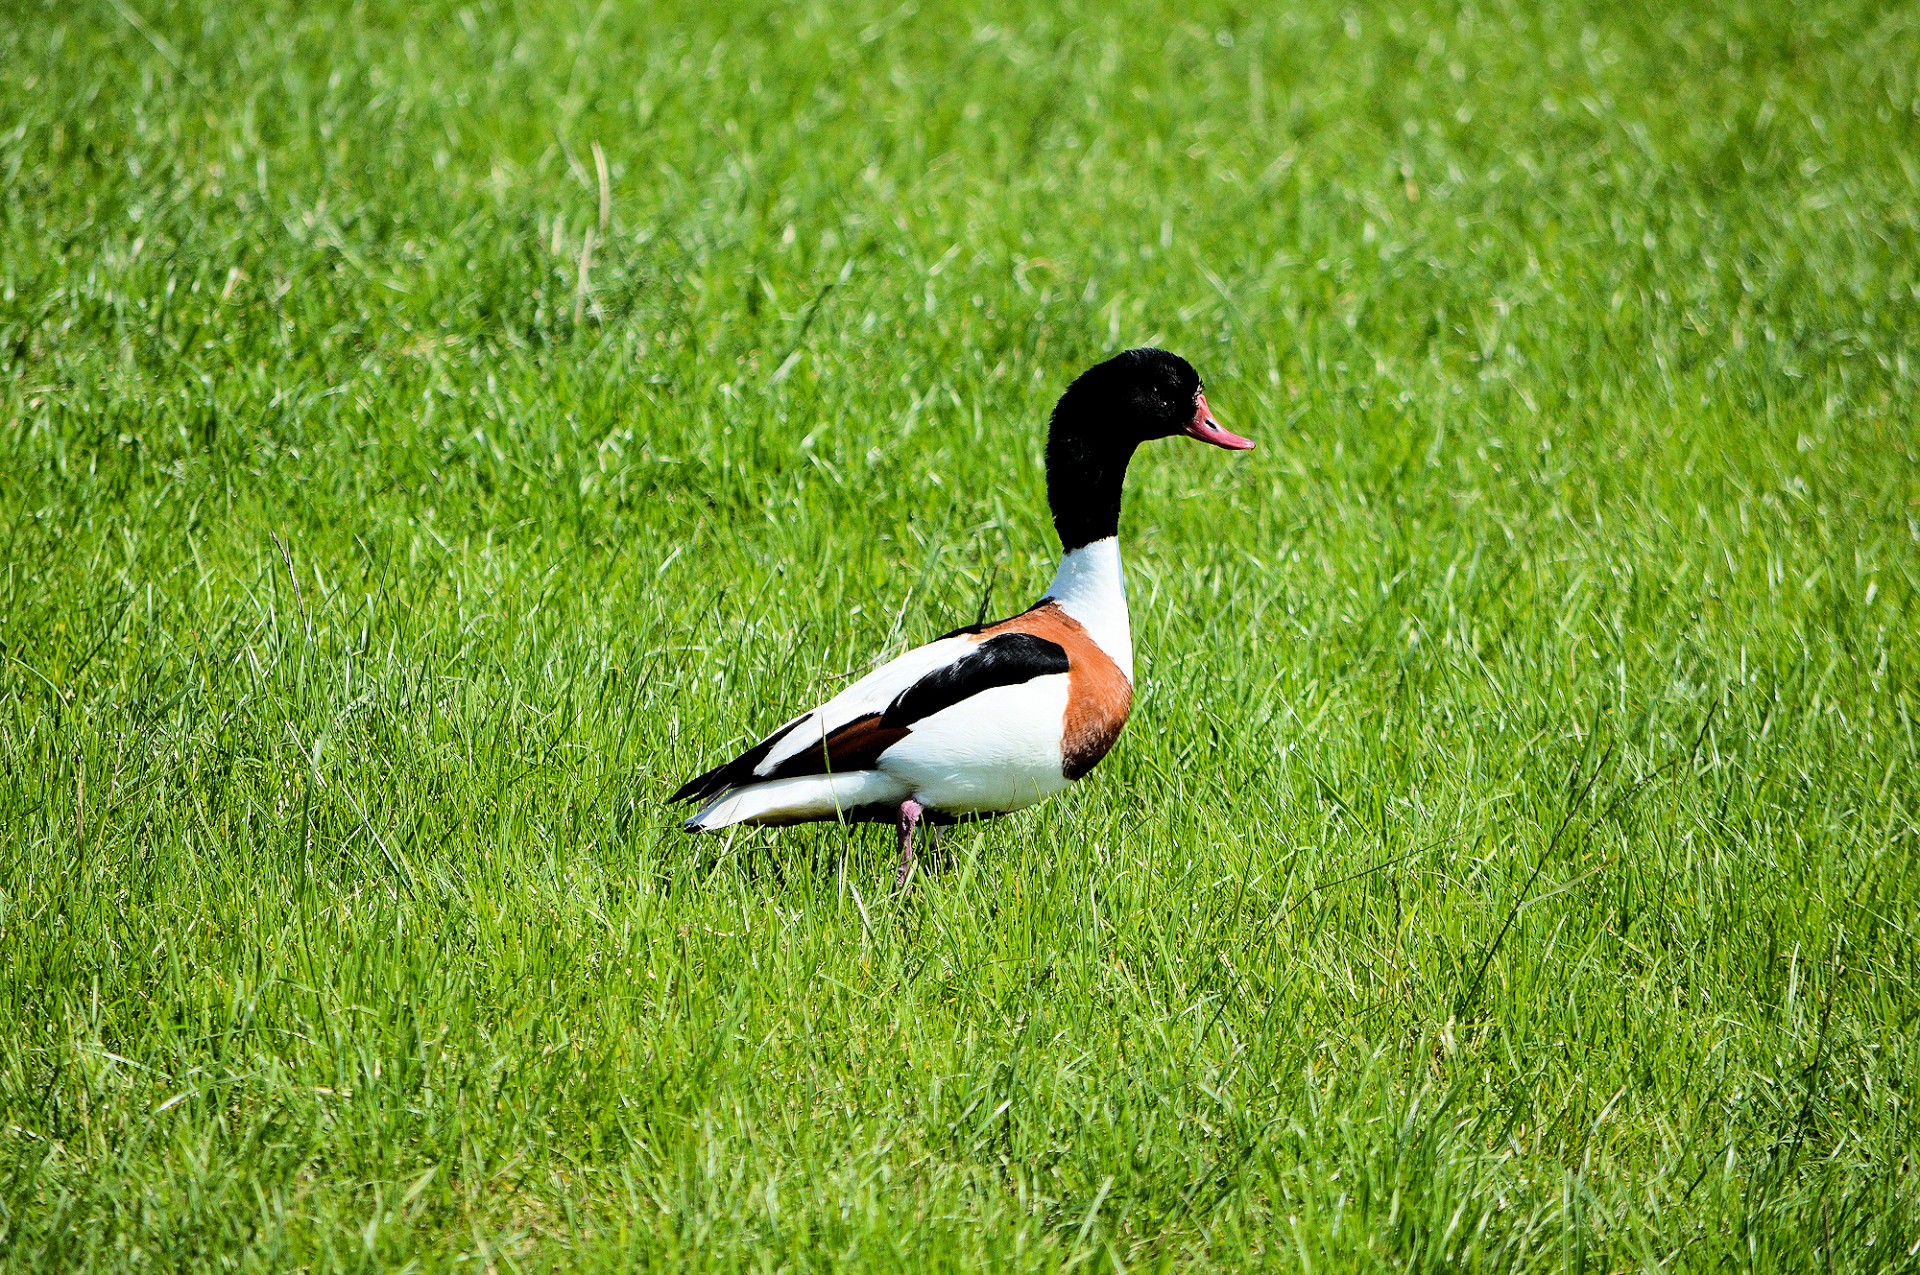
1183 392 1255 450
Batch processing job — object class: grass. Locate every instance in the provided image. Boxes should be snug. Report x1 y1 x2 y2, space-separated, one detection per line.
2 0 1918 1268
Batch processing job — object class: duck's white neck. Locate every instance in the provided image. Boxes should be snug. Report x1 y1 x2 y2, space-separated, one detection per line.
1045 537 1133 680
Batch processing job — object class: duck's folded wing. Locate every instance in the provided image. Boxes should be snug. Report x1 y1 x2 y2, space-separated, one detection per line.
671 631 1069 805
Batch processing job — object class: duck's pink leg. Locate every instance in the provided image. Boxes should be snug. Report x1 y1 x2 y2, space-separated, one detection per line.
895 799 924 890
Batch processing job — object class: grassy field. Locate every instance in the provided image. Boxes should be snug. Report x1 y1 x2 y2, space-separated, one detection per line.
3 0 1918 1268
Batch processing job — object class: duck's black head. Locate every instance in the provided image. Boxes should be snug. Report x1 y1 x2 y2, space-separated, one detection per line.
1045 347 1253 550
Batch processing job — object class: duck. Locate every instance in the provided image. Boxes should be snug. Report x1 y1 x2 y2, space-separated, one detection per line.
671 347 1254 885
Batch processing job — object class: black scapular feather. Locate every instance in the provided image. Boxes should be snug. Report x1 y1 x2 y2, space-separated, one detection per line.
881 632 1068 727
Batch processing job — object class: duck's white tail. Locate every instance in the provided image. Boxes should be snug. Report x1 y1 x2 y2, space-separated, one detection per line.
684 770 909 831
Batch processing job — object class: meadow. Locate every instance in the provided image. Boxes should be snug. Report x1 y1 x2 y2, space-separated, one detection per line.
2 0 1917 1268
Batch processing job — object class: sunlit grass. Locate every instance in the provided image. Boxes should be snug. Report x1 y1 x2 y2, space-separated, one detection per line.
2 0 1917 1269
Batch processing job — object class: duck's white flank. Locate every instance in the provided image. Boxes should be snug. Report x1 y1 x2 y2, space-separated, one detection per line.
687 770 906 831
1045 537 1132 680
875 676 1073 814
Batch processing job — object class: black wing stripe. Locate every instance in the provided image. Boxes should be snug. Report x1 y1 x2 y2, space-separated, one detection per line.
881 632 1069 728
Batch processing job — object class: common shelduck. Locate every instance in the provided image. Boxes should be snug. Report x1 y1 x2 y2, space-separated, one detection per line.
672 348 1254 884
